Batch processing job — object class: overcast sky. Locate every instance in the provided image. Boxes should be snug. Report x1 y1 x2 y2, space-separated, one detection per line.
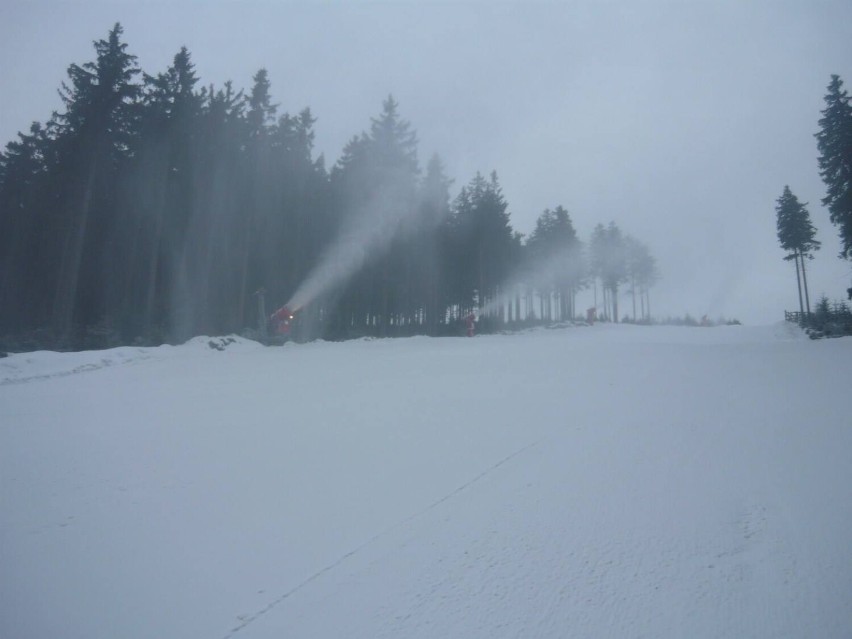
2 1 851 324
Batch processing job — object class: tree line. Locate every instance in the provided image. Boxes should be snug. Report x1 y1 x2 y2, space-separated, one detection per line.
0 24 658 349
775 74 852 328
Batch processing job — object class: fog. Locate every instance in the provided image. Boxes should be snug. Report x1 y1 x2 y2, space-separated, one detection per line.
286 179 422 313
2 1 851 324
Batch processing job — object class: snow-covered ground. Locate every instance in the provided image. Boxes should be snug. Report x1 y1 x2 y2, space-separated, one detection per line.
2 324 851 638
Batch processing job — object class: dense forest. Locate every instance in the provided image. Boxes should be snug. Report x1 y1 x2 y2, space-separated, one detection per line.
0 24 659 350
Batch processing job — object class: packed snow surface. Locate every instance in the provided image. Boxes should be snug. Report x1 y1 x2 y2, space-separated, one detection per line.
2 324 851 638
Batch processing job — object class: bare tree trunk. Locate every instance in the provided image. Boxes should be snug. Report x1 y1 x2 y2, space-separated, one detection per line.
427 269 438 336
793 250 804 316
237 206 253 331
593 280 598 315
381 261 390 337
799 251 811 316
613 285 619 323
144 163 170 336
54 162 98 339
631 274 637 321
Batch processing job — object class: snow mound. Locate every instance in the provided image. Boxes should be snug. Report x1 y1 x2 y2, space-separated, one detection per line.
182 334 264 352
0 345 153 385
0 335 260 384
770 320 808 341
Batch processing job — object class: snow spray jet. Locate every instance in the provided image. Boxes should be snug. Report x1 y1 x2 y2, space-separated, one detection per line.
477 246 585 320
285 182 423 314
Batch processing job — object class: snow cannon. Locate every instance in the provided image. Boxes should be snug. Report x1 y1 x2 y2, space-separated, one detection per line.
268 305 297 343
464 313 477 337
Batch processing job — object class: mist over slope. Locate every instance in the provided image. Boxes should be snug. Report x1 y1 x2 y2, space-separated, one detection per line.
2 324 851 638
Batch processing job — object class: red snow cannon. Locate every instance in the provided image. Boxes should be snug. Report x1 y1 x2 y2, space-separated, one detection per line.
464 313 476 337
270 305 295 339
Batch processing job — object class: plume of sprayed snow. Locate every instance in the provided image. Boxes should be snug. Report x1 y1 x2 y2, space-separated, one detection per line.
478 246 585 318
286 184 420 312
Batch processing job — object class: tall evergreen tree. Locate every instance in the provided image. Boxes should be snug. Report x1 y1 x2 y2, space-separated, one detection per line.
775 185 820 315
326 96 421 336
268 107 324 307
627 237 657 321
526 206 584 321
449 171 515 322
126 46 203 340
816 75 852 260
624 235 651 322
417 154 453 335
589 222 627 322
236 68 279 327
51 23 142 339
0 122 57 333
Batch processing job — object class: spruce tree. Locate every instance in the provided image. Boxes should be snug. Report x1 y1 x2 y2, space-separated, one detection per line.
816 75 852 260
449 172 514 323
589 222 627 321
325 96 420 337
0 122 57 334
526 206 583 321
775 185 820 315
417 154 453 335
51 23 142 340
631 239 657 321
129 46 203 340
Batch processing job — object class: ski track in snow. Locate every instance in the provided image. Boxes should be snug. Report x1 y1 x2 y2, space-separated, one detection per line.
245 450 823 639
222 441 540 638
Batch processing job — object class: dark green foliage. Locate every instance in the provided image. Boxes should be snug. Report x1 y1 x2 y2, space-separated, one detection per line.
816 75 852 259
524 206 584 321
324 95 422 338
447 171 515 320
652 315 741 327
802 296 852 339
1 23 143 343
775 185 819 315
776 186 820 258
0 25 660 349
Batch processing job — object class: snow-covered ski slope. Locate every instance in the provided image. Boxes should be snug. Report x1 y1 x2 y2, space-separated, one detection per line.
2 324 851 638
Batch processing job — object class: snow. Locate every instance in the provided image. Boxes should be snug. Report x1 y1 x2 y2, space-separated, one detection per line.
1 324 851 638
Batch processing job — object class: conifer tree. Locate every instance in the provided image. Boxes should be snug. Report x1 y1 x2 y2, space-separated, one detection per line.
589 222 627 321
0 122 57 333
526 206 583 321
775 185 820 315
326 96 420 336
51 23 141 339
417 154 453 335
237 68 279 327
816 75 852 260
630 239 657 321
449 172 514 323
128 46 203 339
624 235 652 322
